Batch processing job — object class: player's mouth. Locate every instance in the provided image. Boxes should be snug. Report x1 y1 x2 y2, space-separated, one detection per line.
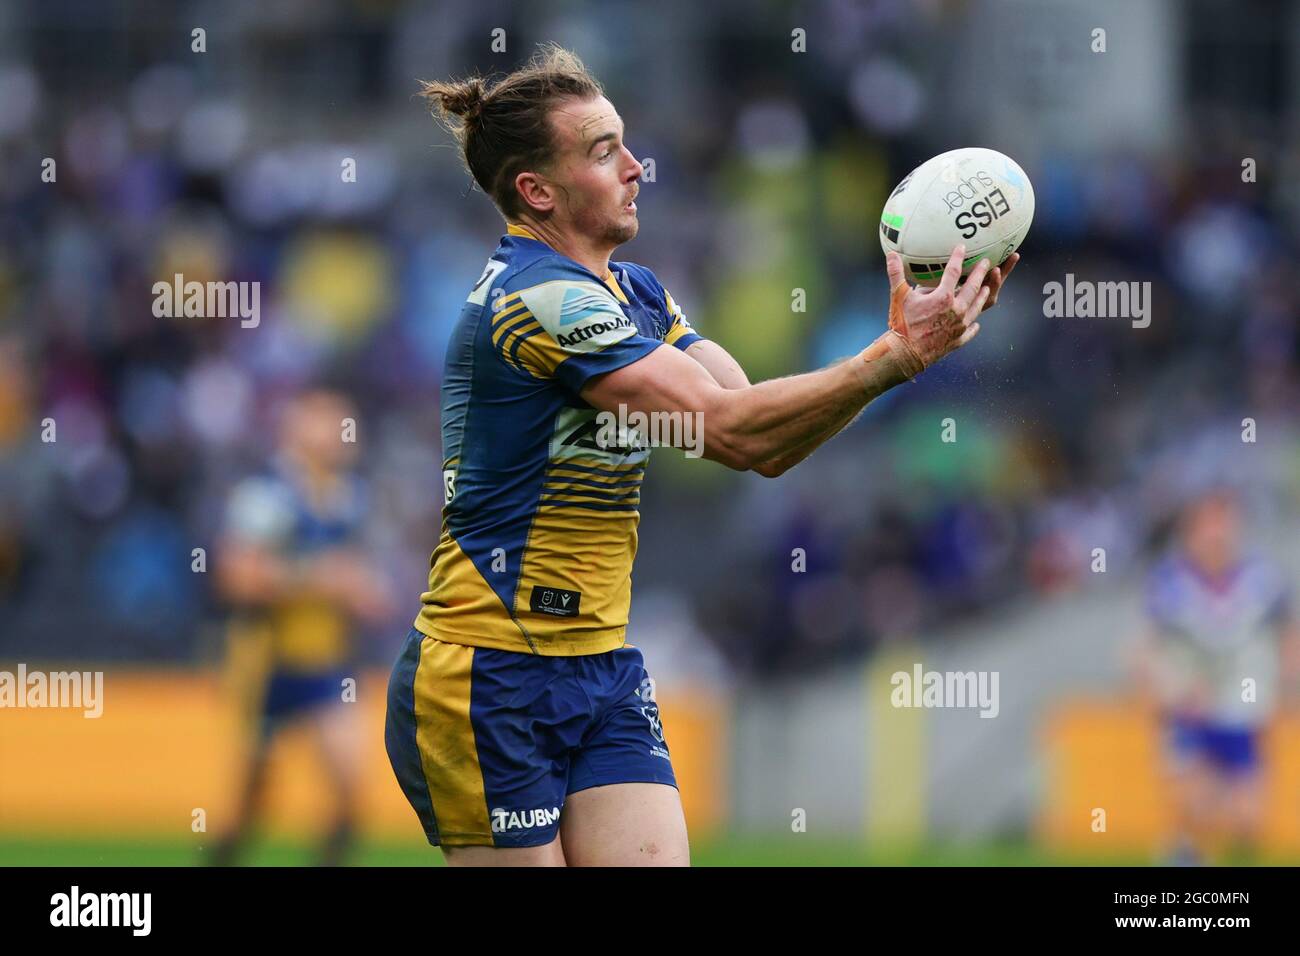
624 191 638 213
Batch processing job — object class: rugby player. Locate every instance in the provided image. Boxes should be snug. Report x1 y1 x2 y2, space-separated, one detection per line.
385 45 1017 867
1133 488 1299 864
213 389 394 866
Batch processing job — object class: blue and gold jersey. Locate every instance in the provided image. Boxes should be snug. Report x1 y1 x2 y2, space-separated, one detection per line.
224 462 368 672
416 223 703 656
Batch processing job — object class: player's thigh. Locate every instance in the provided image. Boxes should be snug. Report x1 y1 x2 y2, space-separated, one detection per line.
306 700 365 789
560 782 688 867
1165 759 1214 818
386 629 574 855
1164 722 1215 812
1194 725 1261 828
1218 752 1264 832
442 835 567 867
1219 775 1261 826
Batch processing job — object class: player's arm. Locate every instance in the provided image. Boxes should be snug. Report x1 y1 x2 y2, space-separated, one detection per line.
1126 624 1165 711
215 535 357 605
1276 611 1300 699
750 252 1017 477
670 250 1017 476
682 338 862 478
214 481 391 620
583 247 994 472
217 536 394 622
682 338 749 390
582 335 893 471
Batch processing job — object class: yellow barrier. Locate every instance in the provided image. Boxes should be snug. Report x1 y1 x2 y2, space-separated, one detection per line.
0 669 727 845
1038 698 1300 857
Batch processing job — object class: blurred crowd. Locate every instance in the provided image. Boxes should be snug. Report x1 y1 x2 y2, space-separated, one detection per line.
0 0 1296 678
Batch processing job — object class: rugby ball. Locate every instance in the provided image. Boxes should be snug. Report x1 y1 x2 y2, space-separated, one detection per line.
879 147 1034 287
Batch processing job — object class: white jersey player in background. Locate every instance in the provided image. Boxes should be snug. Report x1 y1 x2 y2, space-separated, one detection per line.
1133 487 1300 864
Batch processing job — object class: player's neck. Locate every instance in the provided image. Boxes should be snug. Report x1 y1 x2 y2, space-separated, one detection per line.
509 218 612 279
1184 553 1242 591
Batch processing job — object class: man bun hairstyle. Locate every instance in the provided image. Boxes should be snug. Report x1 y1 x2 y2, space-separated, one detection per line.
419 44 604 219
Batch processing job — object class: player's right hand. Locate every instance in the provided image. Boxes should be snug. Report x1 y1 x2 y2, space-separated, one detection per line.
884 244 992 369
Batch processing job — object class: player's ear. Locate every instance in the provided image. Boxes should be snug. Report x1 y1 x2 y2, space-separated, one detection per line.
515 171 556 215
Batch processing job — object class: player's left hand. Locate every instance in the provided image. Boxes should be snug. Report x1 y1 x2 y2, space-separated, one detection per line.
884 245 991 368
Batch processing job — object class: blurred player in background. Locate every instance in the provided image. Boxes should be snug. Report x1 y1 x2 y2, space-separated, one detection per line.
212 388 395 866
1132 487 1299 865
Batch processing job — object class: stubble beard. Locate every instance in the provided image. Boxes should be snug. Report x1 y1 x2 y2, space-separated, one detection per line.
605 216 638 247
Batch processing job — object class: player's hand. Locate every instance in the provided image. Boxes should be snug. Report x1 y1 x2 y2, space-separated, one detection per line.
345 566 398 625
330 560 397 625
304 549 397 624
978 252 1019 312
884 244 992 369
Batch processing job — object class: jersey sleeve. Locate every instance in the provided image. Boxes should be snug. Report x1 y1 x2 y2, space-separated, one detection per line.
1143 561 1180 633
1261 561 1294 628
662 288 703 351
489 258 662 393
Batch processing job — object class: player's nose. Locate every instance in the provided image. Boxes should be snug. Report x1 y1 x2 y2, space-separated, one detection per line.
620 145 643 181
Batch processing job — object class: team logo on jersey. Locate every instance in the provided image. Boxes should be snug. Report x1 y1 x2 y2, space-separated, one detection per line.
519 280 636 354
556 316 632 348
559 287 619 326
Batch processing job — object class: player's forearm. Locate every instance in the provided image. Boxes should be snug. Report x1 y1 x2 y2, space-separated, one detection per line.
709 332 919 469
217 554 298 606
753 402 866 477
687 338 869 477
217 547 352 607
1280 623 1300 691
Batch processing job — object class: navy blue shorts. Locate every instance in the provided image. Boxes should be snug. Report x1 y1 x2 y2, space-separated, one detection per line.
259 669 345 736
384 627 677 848
1166 716 1260 777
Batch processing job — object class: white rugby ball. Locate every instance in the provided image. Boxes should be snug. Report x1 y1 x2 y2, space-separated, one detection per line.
880 147 1034 287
